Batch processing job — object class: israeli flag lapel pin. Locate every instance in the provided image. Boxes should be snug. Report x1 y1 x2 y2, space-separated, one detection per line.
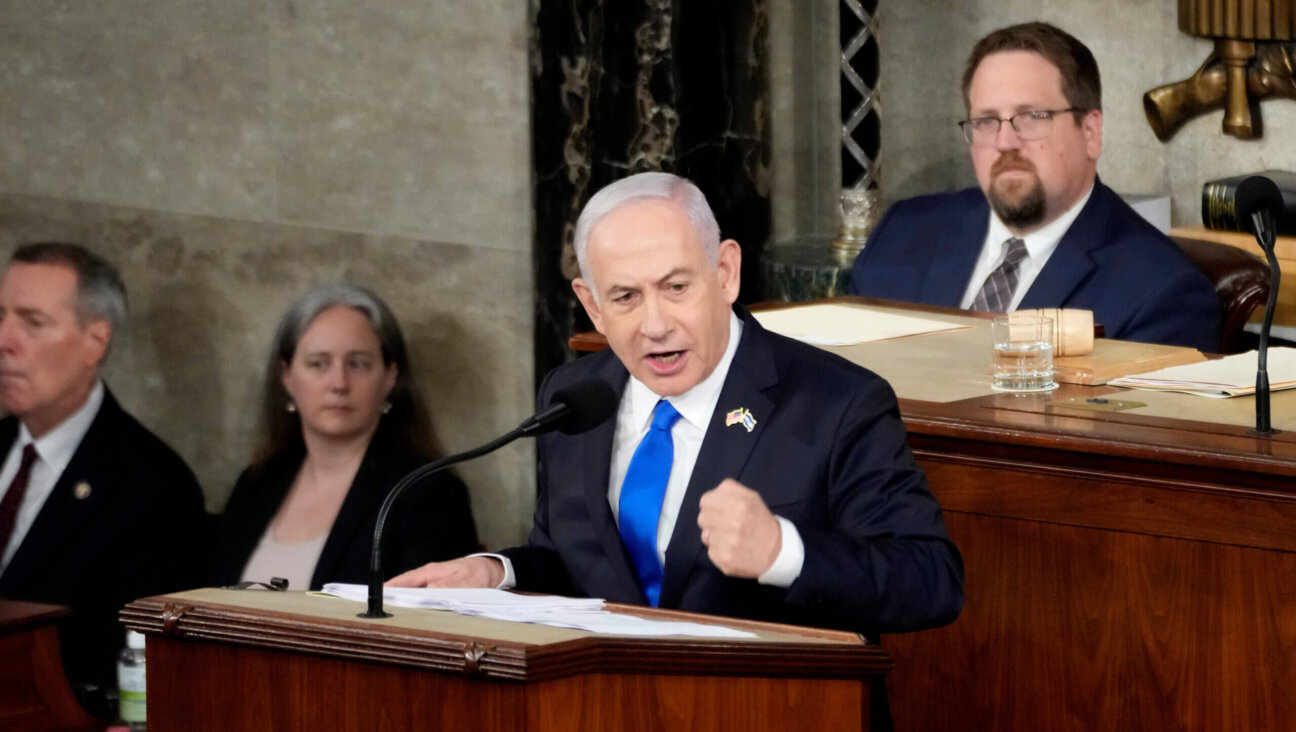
724 407 757 433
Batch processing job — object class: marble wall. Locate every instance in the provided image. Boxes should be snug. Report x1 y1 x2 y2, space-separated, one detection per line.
770 0 1296 240
531 0 772 378
0 1 536 547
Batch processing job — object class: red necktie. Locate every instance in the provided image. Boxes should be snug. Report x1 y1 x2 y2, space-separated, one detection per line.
0 444 40 553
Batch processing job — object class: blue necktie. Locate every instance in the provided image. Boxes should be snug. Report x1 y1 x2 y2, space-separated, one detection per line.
618 399 682 606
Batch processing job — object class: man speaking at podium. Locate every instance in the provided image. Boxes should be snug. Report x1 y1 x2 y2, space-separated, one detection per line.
392 173 963 637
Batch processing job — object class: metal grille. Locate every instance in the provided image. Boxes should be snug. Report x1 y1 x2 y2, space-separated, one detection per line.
840 0 880 189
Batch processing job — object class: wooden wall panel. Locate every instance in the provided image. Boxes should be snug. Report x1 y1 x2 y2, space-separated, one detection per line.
886 504 1296 731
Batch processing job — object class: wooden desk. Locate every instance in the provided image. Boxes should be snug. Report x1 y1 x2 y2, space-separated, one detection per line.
803 298 1296 731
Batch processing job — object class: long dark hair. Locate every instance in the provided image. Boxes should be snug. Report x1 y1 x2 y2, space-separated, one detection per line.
251 282 442 466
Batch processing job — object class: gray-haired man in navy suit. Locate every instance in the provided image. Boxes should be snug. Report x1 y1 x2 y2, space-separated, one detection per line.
0 242 205 713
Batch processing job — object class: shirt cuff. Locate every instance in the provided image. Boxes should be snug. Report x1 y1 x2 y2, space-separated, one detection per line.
469 552 516 589
757 516 804 588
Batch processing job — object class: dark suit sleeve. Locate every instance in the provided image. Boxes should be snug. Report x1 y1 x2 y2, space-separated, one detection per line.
848 202 902 296
1112 266 1221 351
499 483 580 597
116 455 208 595
90 451 207 686
386 469 480 575
782 377 964 634
497 369 581 596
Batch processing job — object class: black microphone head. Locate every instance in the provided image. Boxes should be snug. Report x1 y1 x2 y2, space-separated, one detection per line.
548 379 619 435
1235 175 1285 235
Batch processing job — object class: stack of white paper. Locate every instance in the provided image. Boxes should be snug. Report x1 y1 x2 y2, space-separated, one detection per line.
1107 347 1296 398
319 583 755 638
753 303 969 346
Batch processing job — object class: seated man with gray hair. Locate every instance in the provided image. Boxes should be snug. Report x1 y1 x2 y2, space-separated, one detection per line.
0 242 206 714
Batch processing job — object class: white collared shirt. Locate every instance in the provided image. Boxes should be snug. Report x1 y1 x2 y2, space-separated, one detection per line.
0 381 105 572
493 312 806 590
607 312 746 564
959 184 1095 311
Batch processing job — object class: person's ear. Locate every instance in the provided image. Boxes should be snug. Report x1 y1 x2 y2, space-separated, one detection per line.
382 363 398 399
715 239 743 304
82 320 111 367
1082 108 1102 160
573 278 605 334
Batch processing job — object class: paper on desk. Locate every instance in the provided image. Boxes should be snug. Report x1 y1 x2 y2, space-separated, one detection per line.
1106 347 1296 398
319 583 756 638
753 303 969 346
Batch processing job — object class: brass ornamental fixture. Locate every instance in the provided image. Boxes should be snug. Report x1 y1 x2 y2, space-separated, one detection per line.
1144 0 1296 141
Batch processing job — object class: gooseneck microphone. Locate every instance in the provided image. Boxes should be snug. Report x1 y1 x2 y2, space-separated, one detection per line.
1235 175 1285 437
359 378 618 618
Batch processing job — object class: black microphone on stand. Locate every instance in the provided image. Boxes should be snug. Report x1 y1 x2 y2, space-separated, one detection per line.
1235 175 1285 436
359 378 618 618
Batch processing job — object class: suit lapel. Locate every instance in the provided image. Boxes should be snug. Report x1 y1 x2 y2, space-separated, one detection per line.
0 394 123 594
311 442 398 588
921 196 990 307
658 313 777 609
579 357 643 602
1019 180 1112 309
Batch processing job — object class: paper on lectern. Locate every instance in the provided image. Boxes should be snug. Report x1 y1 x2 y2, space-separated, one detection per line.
318 583 756 638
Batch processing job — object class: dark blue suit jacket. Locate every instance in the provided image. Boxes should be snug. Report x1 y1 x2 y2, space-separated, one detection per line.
0 389 206 692
849 180 1221 351
502 309 963 636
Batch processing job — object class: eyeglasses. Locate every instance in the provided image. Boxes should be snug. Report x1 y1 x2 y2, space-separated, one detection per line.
958 108 1080 146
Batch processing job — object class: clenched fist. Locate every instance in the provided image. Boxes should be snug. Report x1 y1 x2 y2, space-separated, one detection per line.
697 478 782 578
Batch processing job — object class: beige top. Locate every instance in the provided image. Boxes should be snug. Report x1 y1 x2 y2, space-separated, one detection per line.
239 530 329 591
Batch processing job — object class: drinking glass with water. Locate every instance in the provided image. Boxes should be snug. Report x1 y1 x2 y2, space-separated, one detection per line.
991 314 1057 392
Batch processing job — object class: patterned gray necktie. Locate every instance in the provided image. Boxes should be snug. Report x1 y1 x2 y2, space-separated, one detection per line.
970 237 1029 312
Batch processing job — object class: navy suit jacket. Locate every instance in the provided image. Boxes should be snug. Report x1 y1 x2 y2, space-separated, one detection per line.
502 309 963 636
0 389 207 691
849 180 1221 351
209 434 479 590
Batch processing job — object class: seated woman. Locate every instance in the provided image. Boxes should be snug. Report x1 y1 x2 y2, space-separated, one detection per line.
210 283 478 590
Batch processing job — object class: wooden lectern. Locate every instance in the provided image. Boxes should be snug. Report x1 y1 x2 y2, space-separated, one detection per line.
121 589 891 731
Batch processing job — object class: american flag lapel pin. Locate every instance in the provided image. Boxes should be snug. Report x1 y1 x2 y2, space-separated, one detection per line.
724 407 757 433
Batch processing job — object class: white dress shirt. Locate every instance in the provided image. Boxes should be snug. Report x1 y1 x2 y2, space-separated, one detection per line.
0 381 105 572
494 311 806 590
959 184 1095 311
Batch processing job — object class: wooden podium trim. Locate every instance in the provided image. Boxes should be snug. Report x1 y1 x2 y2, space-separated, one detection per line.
122 590 892 684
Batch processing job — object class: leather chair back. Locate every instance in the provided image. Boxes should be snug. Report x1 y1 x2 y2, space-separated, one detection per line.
1171 235 1271 354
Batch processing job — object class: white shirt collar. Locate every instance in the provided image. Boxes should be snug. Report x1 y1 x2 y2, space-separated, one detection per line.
624 311 743 433
18 380 105 475
987 182 1095 265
